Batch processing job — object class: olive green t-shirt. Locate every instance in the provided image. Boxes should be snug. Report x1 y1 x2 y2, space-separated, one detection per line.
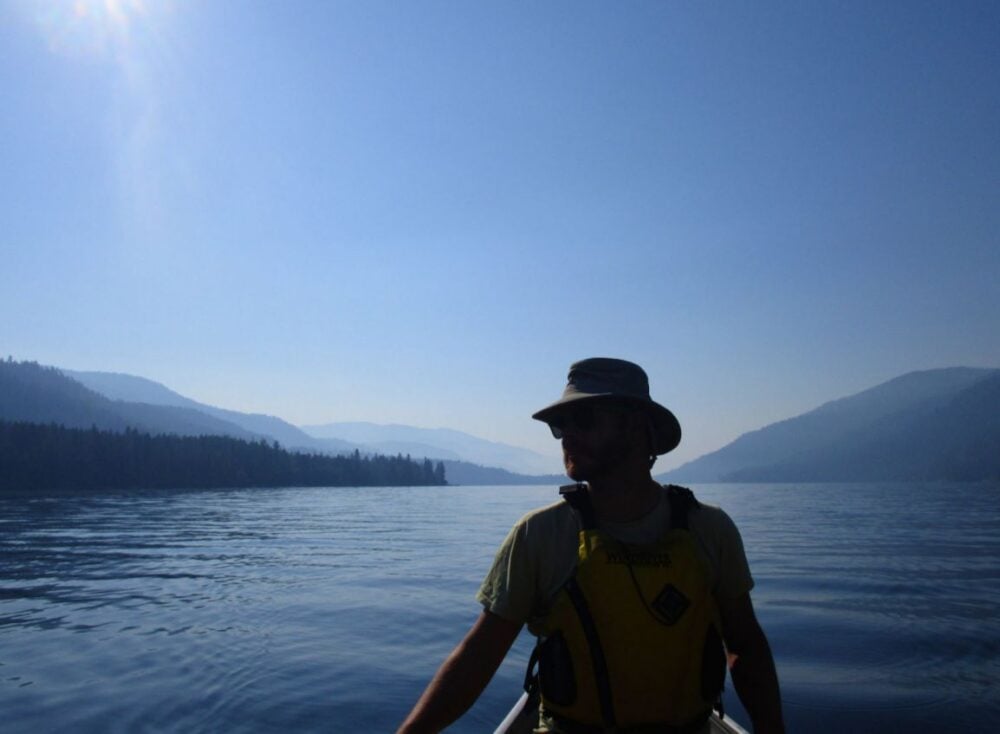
476 485 754 636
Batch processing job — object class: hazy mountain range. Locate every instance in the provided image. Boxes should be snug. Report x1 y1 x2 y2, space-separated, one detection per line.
2 359 997 484
61 368 347 452
661 367 1000 483
0 361 560 482
300 421 558 475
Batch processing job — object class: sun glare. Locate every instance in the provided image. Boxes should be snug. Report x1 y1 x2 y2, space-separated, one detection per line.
31 0 157 58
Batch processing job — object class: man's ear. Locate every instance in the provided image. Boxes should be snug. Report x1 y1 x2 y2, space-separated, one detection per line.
637 414 658 458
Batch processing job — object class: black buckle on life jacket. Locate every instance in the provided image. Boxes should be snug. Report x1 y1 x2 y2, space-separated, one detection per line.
559 483 597 529
558 482 587 500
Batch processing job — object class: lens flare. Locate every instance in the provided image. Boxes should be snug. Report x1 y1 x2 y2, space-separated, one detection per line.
30 0 157 58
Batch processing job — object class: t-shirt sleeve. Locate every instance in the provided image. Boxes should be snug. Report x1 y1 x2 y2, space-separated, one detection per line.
476 517 537 624
713 508 755 600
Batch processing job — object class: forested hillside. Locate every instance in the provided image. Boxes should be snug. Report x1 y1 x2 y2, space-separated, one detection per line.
0 421 446 492
1 359 259 440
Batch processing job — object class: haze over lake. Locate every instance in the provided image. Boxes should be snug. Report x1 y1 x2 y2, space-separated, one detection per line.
2 483 997 733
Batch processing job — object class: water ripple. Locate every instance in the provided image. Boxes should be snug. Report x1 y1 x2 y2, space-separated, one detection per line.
1 483 998 732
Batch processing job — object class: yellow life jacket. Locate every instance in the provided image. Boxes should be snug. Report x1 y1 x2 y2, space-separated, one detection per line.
531 484 726 731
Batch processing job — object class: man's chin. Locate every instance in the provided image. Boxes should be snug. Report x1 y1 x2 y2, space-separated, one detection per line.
564 458 591 482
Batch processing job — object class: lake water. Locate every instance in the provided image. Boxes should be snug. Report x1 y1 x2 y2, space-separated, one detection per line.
1 483 998 733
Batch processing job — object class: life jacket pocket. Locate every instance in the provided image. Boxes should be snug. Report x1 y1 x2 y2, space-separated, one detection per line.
538 632 577 706
700 623 726 702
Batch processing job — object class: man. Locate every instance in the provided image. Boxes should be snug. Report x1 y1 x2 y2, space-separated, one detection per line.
399 358 784 733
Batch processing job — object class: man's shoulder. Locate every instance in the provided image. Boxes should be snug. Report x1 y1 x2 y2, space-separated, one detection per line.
675 488 743 542
690 497 736 526
516 497 578 531
680 491 754 598
503 497 581 557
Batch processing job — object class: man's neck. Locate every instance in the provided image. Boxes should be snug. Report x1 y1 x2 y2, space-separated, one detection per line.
586 468 662 524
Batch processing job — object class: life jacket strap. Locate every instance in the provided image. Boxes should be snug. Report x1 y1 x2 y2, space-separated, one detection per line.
564 576 617 728
665 484 699 530
524 644 540 695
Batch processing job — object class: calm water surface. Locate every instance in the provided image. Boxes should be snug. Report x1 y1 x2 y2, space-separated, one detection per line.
1 483 998 732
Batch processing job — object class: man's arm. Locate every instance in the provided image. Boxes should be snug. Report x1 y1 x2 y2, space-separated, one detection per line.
397 610 523 734
718 593 785 734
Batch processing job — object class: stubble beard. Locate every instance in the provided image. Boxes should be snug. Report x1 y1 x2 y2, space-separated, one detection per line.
563 434 633 483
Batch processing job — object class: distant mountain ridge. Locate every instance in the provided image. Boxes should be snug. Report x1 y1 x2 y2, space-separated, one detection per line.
62 369 352 454
301 421 558 476
662 367 1000 483
1 361 261 441
1 362 559 482
440 460 564 486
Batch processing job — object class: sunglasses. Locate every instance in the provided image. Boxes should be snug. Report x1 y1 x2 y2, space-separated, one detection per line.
548 401 623 439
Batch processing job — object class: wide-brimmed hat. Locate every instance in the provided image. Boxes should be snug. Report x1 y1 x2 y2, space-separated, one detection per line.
532 357 681 455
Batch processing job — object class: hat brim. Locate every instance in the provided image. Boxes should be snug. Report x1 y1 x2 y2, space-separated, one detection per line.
532 394 681 455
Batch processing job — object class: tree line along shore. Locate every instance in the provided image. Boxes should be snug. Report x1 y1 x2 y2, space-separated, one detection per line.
0 420 447 492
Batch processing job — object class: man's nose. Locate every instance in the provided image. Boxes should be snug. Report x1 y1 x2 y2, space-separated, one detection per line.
561 431 586 450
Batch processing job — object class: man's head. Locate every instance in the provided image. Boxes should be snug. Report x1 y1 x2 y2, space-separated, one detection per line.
532 358 681 480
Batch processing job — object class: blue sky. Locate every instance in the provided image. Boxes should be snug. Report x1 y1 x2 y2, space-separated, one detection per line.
2 1 998 470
